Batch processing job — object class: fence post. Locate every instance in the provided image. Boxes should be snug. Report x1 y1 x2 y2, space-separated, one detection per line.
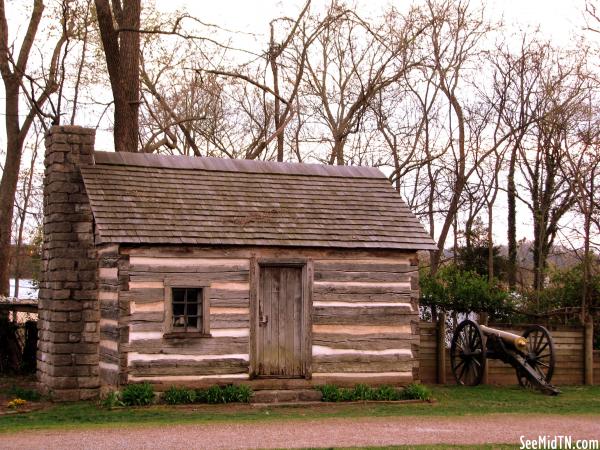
480 312 489 385
584 319 594 385
437 311 447 384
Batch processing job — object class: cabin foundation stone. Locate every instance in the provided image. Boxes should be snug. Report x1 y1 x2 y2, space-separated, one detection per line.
38 125 100 401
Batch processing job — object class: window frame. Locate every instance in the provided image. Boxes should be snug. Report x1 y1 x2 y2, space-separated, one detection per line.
164 279 210 338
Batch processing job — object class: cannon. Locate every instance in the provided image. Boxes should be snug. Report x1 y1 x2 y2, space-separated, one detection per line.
450 320 560 395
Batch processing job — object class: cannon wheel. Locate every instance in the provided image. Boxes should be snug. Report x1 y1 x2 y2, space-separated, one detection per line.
517 325 556 388
450 319 486 386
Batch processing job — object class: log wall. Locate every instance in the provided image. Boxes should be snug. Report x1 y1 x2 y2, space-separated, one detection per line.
98 243 130 389
420 322 587 386
117 246 420 387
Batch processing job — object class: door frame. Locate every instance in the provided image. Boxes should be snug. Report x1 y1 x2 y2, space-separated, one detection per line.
249 257 313 379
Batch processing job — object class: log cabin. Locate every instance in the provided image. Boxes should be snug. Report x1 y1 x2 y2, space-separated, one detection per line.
38 126 436 401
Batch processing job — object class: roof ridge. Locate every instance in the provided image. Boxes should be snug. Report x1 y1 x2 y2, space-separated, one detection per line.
92 151 387 179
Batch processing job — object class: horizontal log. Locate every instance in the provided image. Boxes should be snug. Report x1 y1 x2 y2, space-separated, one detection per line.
100 348 120 365
128 352 248 363
313 262 413 272
314 271 413 283
313 358 414 373
129 272 249 282
124 336 249 355
313 291 417 303
313 306 416 326
314 352 412 363
210 289 249 308
130 256 248 267
130 312 164 323
210 314 249 329
129 323 164 333
125 246 414 260
131 301 164 314
313 324 412 335
313 333 416 351
100 328 119 341
100 306 119 321
314 283 412 295
130 256 248 266
122 288 163 303
130 264 250 275
128 358 248 376
210 307 249 315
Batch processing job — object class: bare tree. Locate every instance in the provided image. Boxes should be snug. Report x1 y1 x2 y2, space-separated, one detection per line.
303 4 425 166
423 0 489 273
560 96 600 322
0 0 67 296
12 127 42 298
94 0 141 152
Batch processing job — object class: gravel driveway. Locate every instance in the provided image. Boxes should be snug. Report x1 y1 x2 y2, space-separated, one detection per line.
2 414 599 449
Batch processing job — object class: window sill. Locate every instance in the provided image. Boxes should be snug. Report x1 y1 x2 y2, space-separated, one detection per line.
163 332 212 339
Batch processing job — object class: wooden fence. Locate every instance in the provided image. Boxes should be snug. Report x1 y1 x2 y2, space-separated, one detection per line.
419 321 592 386
595 351 600 385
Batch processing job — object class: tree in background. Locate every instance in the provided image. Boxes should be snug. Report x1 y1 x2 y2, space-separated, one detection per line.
455 218 509 281
94 0 141 152
0 0 68 297
420 264 513 322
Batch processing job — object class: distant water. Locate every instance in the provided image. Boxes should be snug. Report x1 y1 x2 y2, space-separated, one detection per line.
8 279 38 300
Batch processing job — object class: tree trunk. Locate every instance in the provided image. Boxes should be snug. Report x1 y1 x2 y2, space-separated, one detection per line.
507 145 518 289
487 204 494 281
118 0 140 152
581 167 594 324
332 135 345 165
94 0 140 152
0 82 23 296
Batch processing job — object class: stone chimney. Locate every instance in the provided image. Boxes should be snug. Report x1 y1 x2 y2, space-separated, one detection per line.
38 126 99 401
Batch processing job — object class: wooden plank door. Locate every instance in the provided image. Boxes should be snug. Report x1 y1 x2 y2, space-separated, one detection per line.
257 265 304 377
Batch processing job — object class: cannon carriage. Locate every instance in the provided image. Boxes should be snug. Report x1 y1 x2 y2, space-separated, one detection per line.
450 320 560 395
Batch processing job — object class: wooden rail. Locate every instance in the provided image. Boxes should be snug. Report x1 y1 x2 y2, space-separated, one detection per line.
0 301 38 314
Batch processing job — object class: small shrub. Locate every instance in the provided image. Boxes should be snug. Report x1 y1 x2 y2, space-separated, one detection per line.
352 384 372 401
194 384 252 404
163 386 196 405
120 382 155 406
318 384 427 402
223 384 252 403
400 383 432 401
318 384 341 402
194 388 208 403
100 391 124 409
9 386 41 402
204 385 227 404
373 385 402 401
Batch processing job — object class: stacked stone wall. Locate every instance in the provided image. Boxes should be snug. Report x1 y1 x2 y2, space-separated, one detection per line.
38 126 99 401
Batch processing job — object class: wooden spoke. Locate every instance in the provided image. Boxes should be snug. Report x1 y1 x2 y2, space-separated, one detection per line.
450 320 486 386
518 325 556 387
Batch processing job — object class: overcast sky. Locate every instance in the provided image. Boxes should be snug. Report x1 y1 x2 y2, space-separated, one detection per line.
1 0 595 249
155 0 589 48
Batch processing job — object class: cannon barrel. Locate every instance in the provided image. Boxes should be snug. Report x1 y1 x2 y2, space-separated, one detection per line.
480 324 528 352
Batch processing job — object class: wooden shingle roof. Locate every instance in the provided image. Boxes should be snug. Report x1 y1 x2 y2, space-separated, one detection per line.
80 151 437 250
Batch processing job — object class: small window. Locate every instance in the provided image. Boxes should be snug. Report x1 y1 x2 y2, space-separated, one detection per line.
165 282 210 337
172 288 202 332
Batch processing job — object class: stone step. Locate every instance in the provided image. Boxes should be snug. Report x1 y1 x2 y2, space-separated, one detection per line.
251 388 322 404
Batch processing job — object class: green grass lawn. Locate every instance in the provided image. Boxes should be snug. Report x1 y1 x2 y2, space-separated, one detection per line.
1 385 599 434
